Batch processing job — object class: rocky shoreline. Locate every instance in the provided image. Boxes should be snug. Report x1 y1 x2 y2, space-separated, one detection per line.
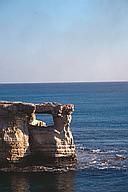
0 101 76 172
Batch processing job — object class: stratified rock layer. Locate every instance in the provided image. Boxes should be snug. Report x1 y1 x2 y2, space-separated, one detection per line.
0 101 76 165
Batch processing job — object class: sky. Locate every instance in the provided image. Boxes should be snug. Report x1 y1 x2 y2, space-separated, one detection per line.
0 0 128 83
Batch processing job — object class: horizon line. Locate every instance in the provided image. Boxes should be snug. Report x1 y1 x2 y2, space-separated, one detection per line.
0 80 128 84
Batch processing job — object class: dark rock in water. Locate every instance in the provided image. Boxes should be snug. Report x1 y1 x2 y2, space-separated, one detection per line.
0 101 76 172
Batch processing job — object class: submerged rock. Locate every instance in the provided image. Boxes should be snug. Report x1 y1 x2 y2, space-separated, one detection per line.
0 101 76 171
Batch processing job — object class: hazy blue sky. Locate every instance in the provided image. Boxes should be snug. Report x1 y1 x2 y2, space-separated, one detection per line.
0 0 128 83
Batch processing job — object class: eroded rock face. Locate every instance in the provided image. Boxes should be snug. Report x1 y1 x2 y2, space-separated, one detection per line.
29 103 76 159
0 102 35 163
0 101 76 165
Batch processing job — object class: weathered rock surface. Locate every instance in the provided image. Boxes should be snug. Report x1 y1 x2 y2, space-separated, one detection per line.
0 101 76 167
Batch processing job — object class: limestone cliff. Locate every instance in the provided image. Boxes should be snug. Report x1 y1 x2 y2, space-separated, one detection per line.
0 101 76 166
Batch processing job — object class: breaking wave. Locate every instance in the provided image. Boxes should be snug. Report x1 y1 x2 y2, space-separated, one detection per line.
76 145 128 171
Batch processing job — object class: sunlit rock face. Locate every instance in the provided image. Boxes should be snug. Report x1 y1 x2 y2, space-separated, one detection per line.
29 103 76 159
0 102 35 163
0 101 76 165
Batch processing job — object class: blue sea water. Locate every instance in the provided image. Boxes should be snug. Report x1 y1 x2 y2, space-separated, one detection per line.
0 82 128 192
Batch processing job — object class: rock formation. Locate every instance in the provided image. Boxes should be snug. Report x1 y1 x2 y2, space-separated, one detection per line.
0 101 76 166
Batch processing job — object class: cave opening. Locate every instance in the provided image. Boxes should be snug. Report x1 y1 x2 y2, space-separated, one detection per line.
35 114 54 126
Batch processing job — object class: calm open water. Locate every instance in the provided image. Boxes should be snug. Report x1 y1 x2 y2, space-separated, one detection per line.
0 82 128 192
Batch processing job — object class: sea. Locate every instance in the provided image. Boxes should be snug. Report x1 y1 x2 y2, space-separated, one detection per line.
0 82 128 192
